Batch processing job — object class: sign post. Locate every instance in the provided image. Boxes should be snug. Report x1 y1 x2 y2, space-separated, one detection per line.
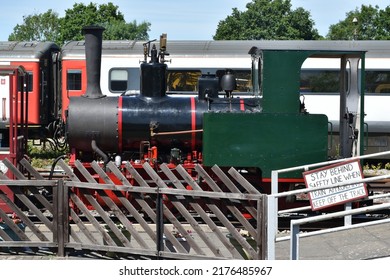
303 159 368 211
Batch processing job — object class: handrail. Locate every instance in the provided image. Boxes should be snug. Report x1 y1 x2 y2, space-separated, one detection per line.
290 203 390 259
267 150 390 260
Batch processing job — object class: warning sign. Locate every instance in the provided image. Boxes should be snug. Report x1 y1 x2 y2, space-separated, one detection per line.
303 159 368 211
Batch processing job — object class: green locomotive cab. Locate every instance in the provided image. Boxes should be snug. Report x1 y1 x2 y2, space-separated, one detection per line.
203 45 366 182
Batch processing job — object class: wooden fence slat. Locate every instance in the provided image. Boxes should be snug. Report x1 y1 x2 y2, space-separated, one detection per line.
106 162 158 242
125 163 158 222
20 158 55 211
126 162 186 253
70 162 134 249
77 187 133 248
69 209 97 244
60 160 132 248
13 189 53 230
126 163 191 254
69 191 118 248
57 159 79 181
125 162 150 187
4 158 54 213
56 179 65 257
3 158 26 179
0 190 49 241
64 180 261 200
55 159 98 245
129 163 190 254
211 165 243 193
0 174 54 231
24 186 54 213
73 160 96 183
160 163 235 258
155 165 234 257
0 207 27 241
19 158 45 180
211 165 258 218
142 163 206 255
195 165 257 239
176 164 258 259
228 167 262 194
91 161 150 249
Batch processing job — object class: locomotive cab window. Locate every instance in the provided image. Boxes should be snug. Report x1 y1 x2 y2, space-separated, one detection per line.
300 58 351 94
67 70 82 90
300 70 348 93
250 53 262 97
167 70 202 92
216 70 251 93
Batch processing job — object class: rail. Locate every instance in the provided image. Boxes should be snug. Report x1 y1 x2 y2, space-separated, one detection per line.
267 150 390 260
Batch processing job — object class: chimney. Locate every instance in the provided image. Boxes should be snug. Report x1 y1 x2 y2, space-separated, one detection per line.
82 25 105 98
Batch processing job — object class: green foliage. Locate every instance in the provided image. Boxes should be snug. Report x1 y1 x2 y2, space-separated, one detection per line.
8 9 61 43
363 162 390 171
102 20 150 40
213 0 320 40
27 141 68 168
327 5 390 40
8 2 150 45
59 2 150 43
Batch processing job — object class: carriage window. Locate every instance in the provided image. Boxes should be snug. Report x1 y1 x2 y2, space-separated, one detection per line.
365 70 390 94
300 70 348 93
110 69 128 92
167 70 202 92
67 70 82 90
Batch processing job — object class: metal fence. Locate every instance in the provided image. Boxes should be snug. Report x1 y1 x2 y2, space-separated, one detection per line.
267 151 390 260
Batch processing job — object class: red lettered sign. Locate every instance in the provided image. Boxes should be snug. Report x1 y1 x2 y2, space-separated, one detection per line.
303 159 368 211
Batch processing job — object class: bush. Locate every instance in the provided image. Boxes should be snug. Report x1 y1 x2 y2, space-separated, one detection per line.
27 140 68 168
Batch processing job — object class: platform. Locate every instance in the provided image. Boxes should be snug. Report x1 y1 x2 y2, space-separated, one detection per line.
0 222 390 260
274 221 390 260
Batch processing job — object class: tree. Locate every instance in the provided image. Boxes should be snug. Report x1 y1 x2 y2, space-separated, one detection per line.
8 10 61 43
103 20 151 40
58 2 150 44
8 2 151 45
213 0 320 40
327 5 390 40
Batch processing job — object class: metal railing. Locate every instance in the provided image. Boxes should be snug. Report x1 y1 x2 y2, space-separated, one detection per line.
267 150 390 260
289 202 390 259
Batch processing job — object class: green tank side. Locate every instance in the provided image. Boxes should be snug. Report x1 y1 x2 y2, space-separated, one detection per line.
202 112 328 178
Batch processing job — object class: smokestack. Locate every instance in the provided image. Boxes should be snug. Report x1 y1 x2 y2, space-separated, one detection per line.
82 25 105 98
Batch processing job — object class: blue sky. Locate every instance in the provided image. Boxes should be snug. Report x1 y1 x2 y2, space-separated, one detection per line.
0 0 388 41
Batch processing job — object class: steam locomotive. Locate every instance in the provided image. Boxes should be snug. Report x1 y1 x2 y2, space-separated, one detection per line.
2 31 390 162
0 25 369 215
64 25 366 198
66 26 260 167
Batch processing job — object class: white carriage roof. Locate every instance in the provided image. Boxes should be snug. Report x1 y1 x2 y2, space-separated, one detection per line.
61 40 390 57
